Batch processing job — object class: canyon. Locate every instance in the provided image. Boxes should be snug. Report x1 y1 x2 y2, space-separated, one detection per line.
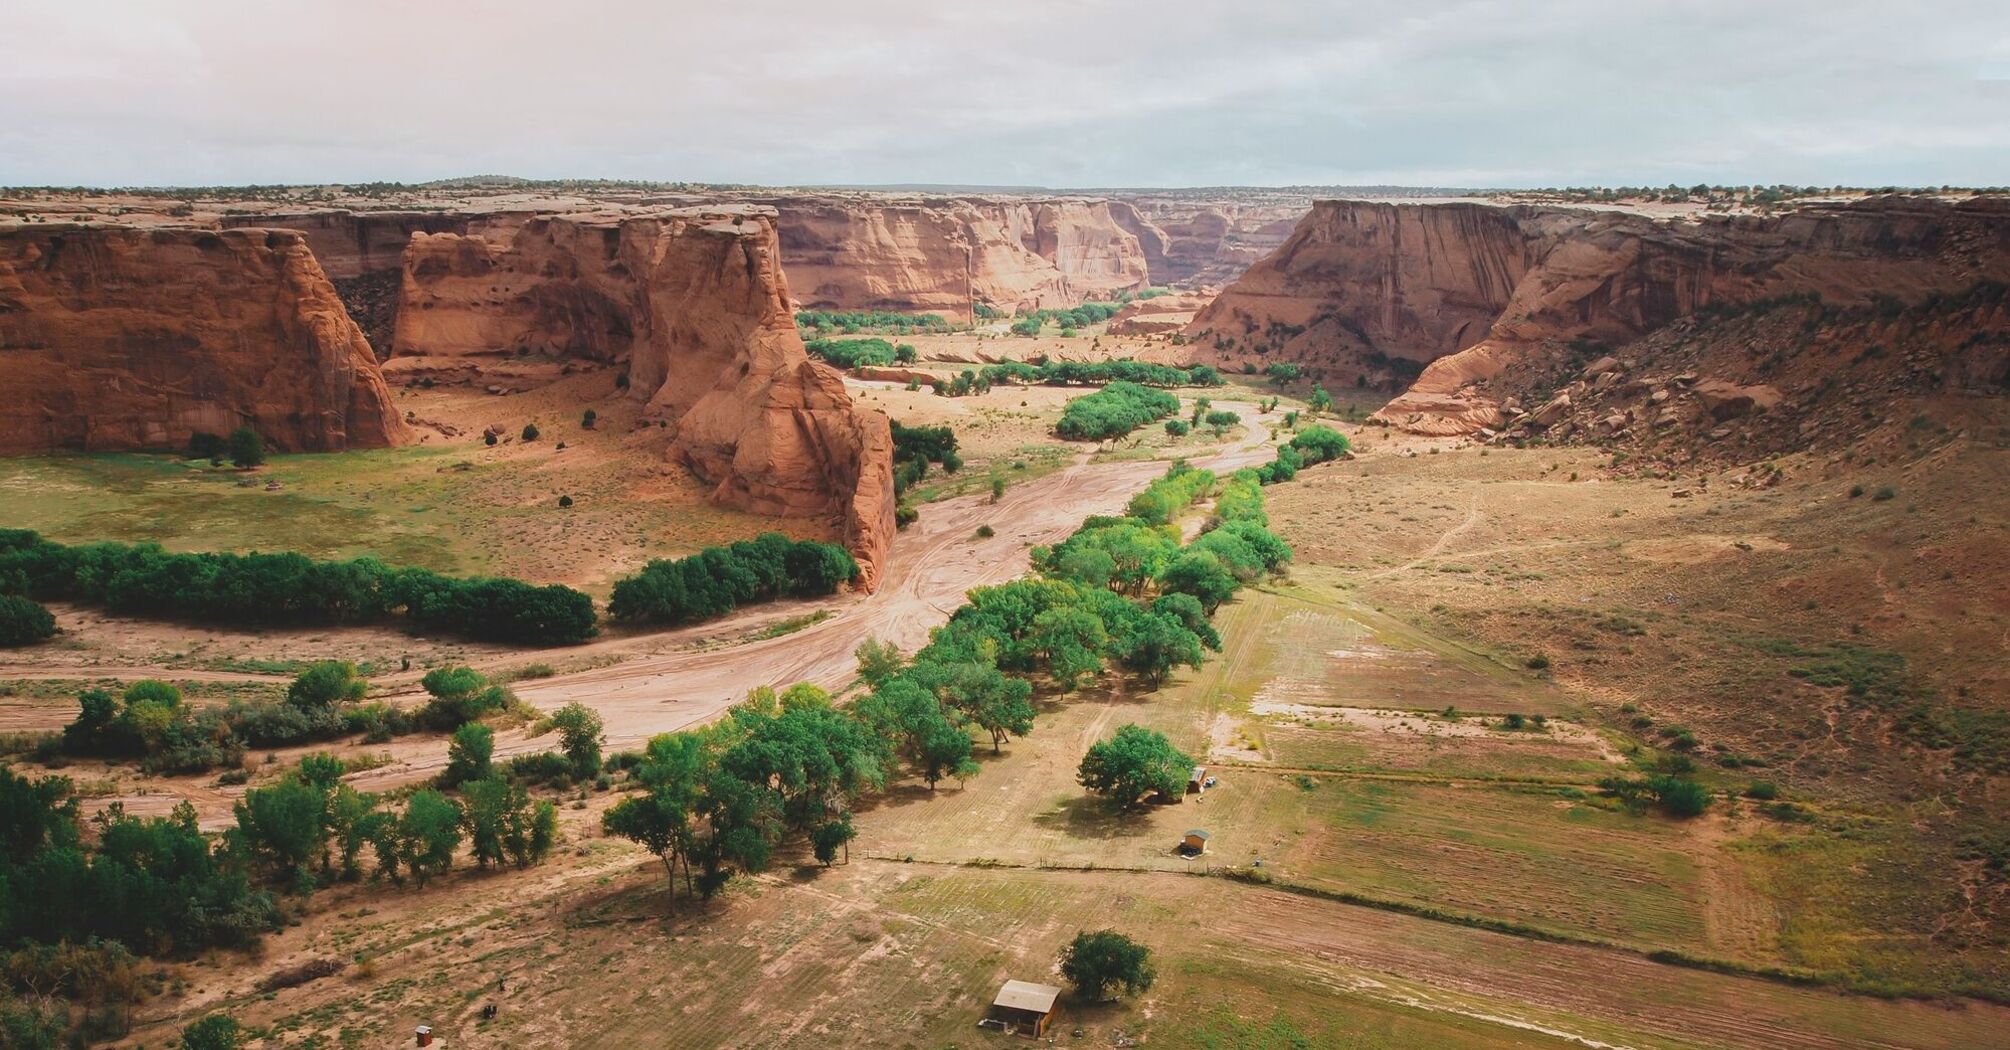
1189 195 2010 450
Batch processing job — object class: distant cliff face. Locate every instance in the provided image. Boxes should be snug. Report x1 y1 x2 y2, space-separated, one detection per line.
0 225 412 454
395 206 897 587
1124 200 1307 287
1191 197 2010 436
759 196 1149 319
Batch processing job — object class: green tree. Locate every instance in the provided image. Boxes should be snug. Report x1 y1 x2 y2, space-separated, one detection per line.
386 789 462 887
226 427 264 469
1159 551 1238 613
1163 418 1189 438
232 777 326 883
180 1013 244 1050
442 722 494 787
285 660 367 710
1308 386 1334 413
548 702 605 778
938 662 1035 753
0 595 56 647
1027 605 1108 690
1111 612 1205 687
1077 724 1192 808
809 812 855 866
1059 930 1156 1001
1203 409 1240 436
461 777 554 868
1265 361 1301 386
854 636 905 686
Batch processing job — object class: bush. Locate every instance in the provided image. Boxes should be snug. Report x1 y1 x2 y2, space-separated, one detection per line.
1744 781 1779 800
522 423 540 441
1164 419 1189 438
0 594 56 646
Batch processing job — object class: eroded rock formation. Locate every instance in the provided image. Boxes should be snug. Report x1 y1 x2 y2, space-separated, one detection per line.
1190 197 2010 438
0 225 412 454
758 196 1149 319
393 206 897 587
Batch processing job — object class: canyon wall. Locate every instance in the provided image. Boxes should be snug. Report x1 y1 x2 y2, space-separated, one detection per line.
394 206 897 587
1122 198 1308 287
1191 197 2010 434
0 225 412 454
758 196 1149 319
220 210 474 356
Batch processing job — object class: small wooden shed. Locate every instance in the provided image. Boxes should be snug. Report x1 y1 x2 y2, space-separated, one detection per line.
989 979 1062 1038
1187 766 1207 794
1182 828 1211 853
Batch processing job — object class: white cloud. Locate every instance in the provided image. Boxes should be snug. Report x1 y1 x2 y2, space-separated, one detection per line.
0 0 2005 187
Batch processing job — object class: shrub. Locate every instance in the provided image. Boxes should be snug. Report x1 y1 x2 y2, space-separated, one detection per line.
558 495 574 508
227 427 264 469
1164 419 1189 438
1744 781 1779 800
522 423 540 441
975 525 995 538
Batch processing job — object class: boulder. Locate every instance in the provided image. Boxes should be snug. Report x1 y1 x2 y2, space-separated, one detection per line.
1528 392 1573 427
1692 379 1783 421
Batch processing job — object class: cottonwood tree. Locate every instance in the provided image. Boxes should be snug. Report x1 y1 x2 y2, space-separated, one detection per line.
548 702 604 778
461 777 557 868
442 722 494 787
1059 930 1156 1001
1077 724 1193 809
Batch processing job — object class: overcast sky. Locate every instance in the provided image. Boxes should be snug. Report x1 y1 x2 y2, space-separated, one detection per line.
2 0 2006 189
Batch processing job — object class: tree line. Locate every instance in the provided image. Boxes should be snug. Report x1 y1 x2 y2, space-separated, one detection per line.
4 660 603 1043
796 310 954 336
607 533 860 626
803 336 917 369
604 458 1306 905
0 529 596 646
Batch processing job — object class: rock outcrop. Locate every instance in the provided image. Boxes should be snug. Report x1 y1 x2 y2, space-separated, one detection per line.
756 195 1149 319
0 224 412 454
393 206 897 587
1190 196 2010 438
222 210 475 353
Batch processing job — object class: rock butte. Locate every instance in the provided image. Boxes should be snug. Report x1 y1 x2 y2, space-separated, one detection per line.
0 224 411 454
391 204 897 588
1190 196 2010 435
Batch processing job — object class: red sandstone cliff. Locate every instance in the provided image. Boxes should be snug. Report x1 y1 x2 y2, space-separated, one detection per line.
758 196 1149 319
394 206 897 588
1191 197 2010 436
0 225 412 454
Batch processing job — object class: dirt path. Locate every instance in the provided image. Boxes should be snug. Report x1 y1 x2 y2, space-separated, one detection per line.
1368 490 1483 580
